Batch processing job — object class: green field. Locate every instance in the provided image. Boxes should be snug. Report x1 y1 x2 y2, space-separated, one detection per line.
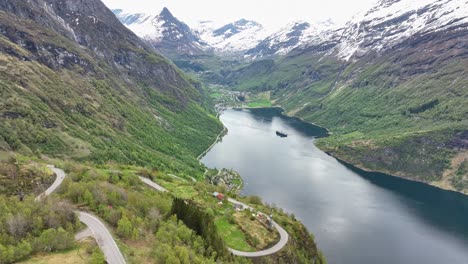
209 92 223 99
247 98 272 108
215 218 254 252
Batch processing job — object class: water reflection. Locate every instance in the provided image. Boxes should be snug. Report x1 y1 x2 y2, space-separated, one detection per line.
202 108 468 264
341 160 468 240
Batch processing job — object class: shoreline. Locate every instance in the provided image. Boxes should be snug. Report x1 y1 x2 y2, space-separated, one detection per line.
197 115 228 161
276 106 332 136
324 150 468 196
229 104 467 196
204 104 466 196
235 105 331 136
269 104 467 196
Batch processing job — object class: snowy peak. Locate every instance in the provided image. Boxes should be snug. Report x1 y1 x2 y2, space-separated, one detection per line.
193 20 216 36
113 9 150 26
245 0 468 60
113 8 210 56
159 7 174 19
245 21 313 58
212 19 262 38
152 7 194 43
200 19 268 54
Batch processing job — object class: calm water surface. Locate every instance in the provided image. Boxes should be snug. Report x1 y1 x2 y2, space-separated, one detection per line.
201 108 468 264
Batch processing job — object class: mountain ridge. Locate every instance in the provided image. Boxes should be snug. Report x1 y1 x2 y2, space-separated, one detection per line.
112 7 338 58
113 7 211 56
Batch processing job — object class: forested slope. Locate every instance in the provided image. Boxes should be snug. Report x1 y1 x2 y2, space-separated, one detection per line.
0 0 223 178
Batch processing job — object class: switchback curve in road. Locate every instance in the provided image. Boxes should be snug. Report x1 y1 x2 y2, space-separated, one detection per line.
35 165 66 201
139 176 289 257
226 198 289 257
36 165 126 264
76 211 126 264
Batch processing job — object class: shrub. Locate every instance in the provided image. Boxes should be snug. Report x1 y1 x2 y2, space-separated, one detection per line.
32 228 75 252
247 195 263 205
117 215 133 238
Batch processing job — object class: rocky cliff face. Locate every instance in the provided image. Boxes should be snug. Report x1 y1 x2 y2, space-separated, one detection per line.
0 0 199 104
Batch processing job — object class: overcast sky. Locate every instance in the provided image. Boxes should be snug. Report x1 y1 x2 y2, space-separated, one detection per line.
102 0 378 30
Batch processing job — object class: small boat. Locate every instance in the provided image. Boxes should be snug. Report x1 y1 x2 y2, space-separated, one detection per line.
276 131 288 137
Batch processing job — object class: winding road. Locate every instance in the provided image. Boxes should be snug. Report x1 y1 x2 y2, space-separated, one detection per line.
76 212 126 264
35 165 66 201
139 176 289 257
139 176 168 192
228 220 289 257
226 198 289 257
36 165 126 264
39 164 288 260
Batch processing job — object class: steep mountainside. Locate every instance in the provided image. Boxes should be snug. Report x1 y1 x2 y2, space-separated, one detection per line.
216 0 468 193
0 0 222 177
331 0 468 60
113 7 211 57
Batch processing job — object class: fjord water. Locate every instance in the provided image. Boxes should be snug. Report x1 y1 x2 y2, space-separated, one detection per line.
201 108 468 264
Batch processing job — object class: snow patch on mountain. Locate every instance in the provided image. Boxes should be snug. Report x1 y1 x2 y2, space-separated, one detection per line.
113 9 163 41
335 0 468 60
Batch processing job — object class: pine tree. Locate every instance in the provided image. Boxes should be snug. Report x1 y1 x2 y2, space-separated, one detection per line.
170 198 230 260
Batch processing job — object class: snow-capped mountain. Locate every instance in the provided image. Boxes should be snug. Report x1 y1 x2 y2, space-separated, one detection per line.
111 6 337 59
330 0 468 60
247 0 468 60
245 21 312 58
198 19 271 54
244 20 340 59
113 8 210 56
112 0 468 61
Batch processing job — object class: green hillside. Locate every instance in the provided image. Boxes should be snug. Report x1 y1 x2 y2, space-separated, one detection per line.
0 7 222 178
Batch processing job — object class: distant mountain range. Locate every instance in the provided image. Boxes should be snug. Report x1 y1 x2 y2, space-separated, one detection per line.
114 0 468 61
112 7 336 58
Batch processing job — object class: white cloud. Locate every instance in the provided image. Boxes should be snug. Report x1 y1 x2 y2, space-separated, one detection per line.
102 0 378 30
